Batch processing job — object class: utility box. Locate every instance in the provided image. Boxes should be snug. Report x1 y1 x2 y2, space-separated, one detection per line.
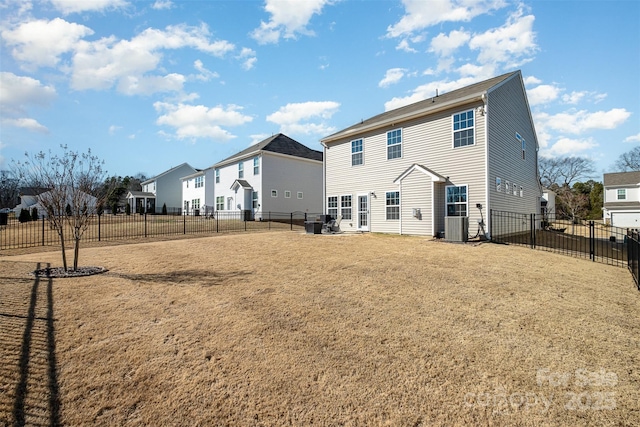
445 216 469 242
305 221 323 234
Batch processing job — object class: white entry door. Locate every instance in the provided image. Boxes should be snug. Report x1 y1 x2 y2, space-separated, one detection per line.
357 194 369 231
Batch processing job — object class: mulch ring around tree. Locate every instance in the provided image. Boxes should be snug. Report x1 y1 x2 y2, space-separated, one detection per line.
33 266 108 278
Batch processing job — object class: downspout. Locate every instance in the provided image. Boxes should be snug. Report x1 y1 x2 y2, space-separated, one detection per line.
321 142 327 216
398 181 403 235
482 92 491 240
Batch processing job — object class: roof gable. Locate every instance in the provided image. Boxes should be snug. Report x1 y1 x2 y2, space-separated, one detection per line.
142 163 196 184
214 133 322 167
322 71 519 143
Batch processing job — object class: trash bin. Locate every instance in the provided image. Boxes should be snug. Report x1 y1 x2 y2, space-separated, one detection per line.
0 212 7 226
305 221 322 234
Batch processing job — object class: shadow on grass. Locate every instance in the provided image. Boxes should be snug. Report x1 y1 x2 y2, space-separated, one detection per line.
110 269 254 287
0 262 61 426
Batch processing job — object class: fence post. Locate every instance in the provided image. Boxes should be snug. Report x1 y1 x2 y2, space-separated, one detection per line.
529 213 535 249
589 221 594 261
268 211 271 230
216 212 219 233
144 212 148 238
290 212 293 231
42 215 45 246
489 209 493 241
183 212 186 235
98 214 101 242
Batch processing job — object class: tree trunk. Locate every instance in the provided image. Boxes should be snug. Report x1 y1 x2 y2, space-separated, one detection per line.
59 228 68 270
73 237 80 271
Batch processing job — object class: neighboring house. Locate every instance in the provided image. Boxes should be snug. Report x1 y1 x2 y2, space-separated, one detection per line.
602 171 640 228
14 187 97 218
131 163 197 213
321 70 541 238
541 187 556 217
213 133 323 219
181 167 215 215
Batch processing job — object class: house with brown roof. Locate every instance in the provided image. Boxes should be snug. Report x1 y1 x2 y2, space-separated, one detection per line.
603 171 640 228
212 134 323 219
321 70 541 240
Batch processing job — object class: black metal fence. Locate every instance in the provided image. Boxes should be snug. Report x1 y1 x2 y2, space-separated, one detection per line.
628 231 639 288
0 210 321 251
490 210 638 284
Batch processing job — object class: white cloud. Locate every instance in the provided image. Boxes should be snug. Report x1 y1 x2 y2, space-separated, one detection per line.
108 125 122 135
387 0 507 38
154 102 253 141
541 137 598 157
152 0 173 10
49 0 128 14
523 75 541 85
429 29 470 57
251 0 333 44
193 60 219 81
249 134 270 146
71 24 235 93
384 76 481 111
561 90 607 105
527 84 560 106
396 39 417 53
379 68 408 88
468 7 537 68
266 101 340 135
1 18 93 69
535 108 631 135
0 72 55 133
1 117 49 133
118 73 186 95
237 48 257 70
624 133 640 143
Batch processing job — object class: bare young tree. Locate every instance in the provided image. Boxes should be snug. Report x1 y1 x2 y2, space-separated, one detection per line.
0 170 20 209
613 146 640 172
13 146 108 271
539 156 596 188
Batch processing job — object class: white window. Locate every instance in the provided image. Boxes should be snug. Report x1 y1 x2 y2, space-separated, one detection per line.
285 191 291 198
387 129 402 160
446 185 467 217
253 157 259 175
192 199 200 210
513 182 518 196
453 110 474 147
341 195 352 220
386 191 400 220
519 186 523 197
186 180 189 188
496 177 502 192
617 189 626 200
271 190 278 197
215 169 220 183
505 180 510 194
195 176 204 188
238 162 244 179
216 196 224 210
252 191 258 209
297 192 303 199
516 132 526 160
351 139 363 166
327 196 338 218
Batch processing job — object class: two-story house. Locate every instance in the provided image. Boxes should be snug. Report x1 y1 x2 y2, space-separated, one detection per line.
321 70 541 239
181 167 215 215
213 133 323 219
128 163 197 213
603 171 640 228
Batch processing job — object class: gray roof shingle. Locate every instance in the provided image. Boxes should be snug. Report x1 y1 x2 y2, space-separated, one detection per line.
604 171 640 187
214 134 322 167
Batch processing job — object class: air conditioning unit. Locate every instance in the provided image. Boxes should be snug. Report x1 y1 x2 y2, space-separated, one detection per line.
445 216 469 242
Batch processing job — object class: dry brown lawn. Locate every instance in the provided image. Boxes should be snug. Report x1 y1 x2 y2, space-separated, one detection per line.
1 231 638 426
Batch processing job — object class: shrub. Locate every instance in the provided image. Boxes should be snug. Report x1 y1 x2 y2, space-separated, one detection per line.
111 202 118 215
126 203 131 215
19 208 31 223
30 207 38 221
162 203 167 215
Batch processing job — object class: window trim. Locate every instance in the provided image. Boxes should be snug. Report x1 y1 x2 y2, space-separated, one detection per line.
351 138 364 166
496 177 502 192
452 109 475 148
340 194 352 220
327 195 338 218
252 191 258 209
386 129 402 160
297 191 303 199
385 191 400 220
284 190 291 198
238 162 244 179
253 157 260 175
271 189 278 198
617 189 627 200
216 196 224 211
445 184 468 217
215 169 220 184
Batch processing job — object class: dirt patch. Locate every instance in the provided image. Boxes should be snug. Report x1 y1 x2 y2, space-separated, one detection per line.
1 231 638 426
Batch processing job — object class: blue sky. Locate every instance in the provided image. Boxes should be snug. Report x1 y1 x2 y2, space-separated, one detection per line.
1 0 638 180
